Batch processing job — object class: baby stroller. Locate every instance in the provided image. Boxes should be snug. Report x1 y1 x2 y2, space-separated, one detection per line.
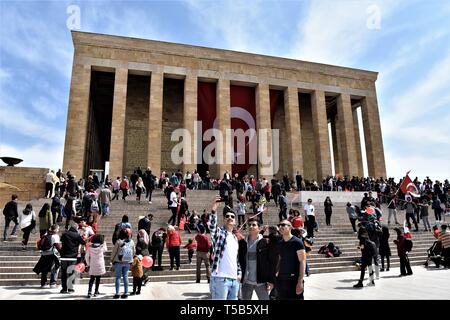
424 241 443 268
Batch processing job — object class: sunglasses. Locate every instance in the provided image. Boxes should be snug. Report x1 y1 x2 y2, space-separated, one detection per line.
248 223 259 227
225 214 235 219
278 223 291 228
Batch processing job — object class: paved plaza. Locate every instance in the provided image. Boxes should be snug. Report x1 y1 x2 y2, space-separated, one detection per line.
0 266 448 300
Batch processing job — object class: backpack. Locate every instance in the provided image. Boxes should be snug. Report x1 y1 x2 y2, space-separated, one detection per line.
404 239 413 252
120 180 128 189
90 200 99 212
118 240 133 262
37 234 52 251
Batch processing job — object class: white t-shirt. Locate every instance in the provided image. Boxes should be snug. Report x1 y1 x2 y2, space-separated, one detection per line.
304 204 315 216
212 232 238 279
170 191 178 208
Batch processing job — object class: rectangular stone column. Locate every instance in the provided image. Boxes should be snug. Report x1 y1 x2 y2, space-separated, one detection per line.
256 83 273 178
311 90 332 181
330 117 343 176
361 94 387 178
109 68 128 179
147 72 164 177
215 78 232 178
352 107 364 177
183 74 198 174
284 87 303 178
63 63 91 178
336 93 358 177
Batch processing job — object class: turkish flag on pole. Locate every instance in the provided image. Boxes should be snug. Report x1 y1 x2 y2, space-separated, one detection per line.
399 170 412 194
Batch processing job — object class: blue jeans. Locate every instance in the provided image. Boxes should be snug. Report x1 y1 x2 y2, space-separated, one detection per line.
210 276 240 300
101 203 109 216
114 262 130 295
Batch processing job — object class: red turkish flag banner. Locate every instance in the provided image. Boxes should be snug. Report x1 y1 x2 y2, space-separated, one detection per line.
399 170 412 194
197 84 281 176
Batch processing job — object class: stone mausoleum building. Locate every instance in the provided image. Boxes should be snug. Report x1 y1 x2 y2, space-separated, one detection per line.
63 31 386 181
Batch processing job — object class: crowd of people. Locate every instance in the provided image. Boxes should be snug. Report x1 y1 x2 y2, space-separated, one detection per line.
2 168 450 300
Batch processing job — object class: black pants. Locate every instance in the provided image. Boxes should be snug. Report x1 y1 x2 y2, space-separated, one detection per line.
168 207 178 225
442 248 450 267
273 193 279 207
279 208 287 221
434 209 442 221
325 212 332 226
276 277 304 300
169 246 180 268
146 188 153 201
306 216 315 238
133 276 142 293
121 188 128 200
350 218 357 232
60 260 77 291
112 190 119 200
406 212 418 231
45 183 53 197
21 225 33 245
188 250 194 263
152 246 163 267
399 255 413 275
88 275 101 293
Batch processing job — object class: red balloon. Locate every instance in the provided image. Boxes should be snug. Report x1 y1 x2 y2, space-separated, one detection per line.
75 262 86 273
142 256 153 268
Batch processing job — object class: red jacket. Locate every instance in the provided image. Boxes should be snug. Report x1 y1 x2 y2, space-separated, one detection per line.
166 230 182 248
195 234 211 253
184 241 197 251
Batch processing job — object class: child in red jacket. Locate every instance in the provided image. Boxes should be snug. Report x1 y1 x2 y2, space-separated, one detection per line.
184 238 197 264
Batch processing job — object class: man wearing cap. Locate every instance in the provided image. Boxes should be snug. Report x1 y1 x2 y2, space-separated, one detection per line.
208 198 241 300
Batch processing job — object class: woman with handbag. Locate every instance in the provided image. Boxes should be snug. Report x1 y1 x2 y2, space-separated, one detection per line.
19 203 36 250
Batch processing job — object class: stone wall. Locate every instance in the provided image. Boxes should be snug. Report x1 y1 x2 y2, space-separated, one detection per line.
124 75 150 175
161 78 184 175
299 93 317 181
0 167 48 207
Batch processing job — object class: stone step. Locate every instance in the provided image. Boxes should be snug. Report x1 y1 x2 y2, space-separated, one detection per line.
0 274 199 286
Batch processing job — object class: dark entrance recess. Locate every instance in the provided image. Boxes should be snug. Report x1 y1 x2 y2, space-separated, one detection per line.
84 71 114 178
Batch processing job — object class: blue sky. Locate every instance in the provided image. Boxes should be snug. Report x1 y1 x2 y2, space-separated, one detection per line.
0 0 449 181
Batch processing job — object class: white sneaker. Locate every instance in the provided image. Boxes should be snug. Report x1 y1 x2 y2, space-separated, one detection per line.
10 235 18 238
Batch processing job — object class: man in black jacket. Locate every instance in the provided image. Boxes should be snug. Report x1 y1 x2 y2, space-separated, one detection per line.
138 213 153 236
3 194 19 241
239 218 277 300
59 221 85 293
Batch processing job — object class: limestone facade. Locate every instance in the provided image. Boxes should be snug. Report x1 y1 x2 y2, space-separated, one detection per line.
63 31 387 182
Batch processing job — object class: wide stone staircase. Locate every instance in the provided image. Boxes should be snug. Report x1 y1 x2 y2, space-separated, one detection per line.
0 189 439 286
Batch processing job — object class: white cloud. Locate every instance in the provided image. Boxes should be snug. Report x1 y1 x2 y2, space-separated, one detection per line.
385 153 450 182
377 29 450 91
0 143 64 170
289 0 402 66
0 5 73 79
0 88 65 145
185 0 285 55
31 96 64 120
382 52 450 137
